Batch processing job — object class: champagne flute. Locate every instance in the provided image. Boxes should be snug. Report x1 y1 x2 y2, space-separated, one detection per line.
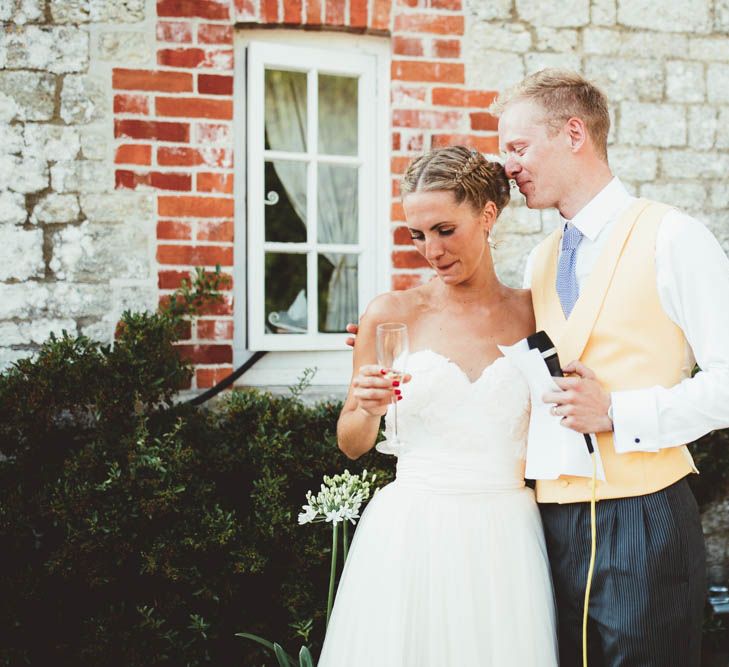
375 322 409 452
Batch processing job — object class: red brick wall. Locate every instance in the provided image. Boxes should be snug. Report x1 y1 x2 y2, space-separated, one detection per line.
112 0 498 388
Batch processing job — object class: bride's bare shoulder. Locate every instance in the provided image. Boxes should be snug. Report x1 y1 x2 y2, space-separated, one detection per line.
512 287 533 312
361 285 430 328
505 287 535 338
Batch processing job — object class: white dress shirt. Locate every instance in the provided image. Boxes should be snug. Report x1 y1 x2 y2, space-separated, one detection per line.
523 177 729 454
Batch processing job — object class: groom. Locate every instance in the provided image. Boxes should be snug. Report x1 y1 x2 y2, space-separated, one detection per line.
492 69 729 667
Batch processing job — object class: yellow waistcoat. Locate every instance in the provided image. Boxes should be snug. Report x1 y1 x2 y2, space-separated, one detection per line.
532 199 697 504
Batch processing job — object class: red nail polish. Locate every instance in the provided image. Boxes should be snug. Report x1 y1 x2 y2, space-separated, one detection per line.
397 395 403 401
392 380 400 387
394 389 401 396
380 369 386 374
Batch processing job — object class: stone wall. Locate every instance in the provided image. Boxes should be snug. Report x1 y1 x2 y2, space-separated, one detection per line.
0 0 245 388
0 0 159 370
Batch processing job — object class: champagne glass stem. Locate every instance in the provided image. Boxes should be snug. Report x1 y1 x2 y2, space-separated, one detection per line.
393 393 398 442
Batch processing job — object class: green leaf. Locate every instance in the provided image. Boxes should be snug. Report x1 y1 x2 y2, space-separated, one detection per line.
235 632 277 653
298 645 314 667
273 642 295 667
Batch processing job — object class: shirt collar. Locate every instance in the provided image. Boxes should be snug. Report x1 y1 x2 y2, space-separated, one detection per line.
560 177 632 241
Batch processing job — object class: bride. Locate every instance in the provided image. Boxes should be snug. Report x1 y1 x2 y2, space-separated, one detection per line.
317 146 558 666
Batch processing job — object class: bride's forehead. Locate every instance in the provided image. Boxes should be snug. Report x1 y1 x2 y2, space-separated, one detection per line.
403 190 471 230
404 189 456 206
403 190 464 221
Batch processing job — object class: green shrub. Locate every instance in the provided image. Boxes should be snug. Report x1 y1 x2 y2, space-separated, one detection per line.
689 429 729 509
0 269 394 665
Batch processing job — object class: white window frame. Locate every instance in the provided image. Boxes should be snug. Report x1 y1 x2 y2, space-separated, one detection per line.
239 37 387 354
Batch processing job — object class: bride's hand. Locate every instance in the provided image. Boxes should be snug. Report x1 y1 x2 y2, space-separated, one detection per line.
352 365 409 417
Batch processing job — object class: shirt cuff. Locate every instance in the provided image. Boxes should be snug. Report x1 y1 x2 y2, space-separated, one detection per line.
611 389 661 454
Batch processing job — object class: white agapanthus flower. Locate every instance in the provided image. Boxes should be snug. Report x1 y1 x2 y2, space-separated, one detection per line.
298 469 376 526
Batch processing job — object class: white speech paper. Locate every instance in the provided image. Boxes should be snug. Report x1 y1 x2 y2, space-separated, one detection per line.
498 340 606 481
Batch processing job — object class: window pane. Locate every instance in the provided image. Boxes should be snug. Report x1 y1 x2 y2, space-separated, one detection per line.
318 74 358 156
317 164 358 244
265 253 307 334
265 69 307 153
318 253 358 333
265 160 307 243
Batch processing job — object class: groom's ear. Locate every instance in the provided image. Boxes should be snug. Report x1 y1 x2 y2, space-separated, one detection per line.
564 116 587 153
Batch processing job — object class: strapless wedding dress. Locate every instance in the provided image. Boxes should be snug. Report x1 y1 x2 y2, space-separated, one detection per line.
318 350 558 666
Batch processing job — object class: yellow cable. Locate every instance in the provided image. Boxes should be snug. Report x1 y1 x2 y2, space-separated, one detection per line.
582 451 597 667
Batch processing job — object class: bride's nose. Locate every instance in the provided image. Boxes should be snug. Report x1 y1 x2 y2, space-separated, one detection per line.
424 236 445 261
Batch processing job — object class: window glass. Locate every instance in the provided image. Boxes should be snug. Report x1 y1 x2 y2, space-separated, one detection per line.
318 74 358 156
264 160 307 243
318 253 358 333
264 69 307 153
265 252 307 334
317 163 358 244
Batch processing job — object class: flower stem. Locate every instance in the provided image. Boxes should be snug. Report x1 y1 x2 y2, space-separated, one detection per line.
326 523 339 628
343 522 350 563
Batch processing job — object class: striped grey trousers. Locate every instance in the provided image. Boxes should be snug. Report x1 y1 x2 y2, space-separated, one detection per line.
539 477 706 667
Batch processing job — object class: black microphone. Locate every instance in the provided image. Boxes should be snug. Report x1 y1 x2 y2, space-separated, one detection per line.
527 330 594 454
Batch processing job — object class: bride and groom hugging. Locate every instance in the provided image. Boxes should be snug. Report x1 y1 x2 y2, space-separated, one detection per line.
317 69 729 667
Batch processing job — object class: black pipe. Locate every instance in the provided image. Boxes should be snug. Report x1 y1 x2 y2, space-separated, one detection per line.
187 351 267 406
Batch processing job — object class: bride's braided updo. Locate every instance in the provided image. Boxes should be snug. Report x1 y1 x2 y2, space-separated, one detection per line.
400 146 510 215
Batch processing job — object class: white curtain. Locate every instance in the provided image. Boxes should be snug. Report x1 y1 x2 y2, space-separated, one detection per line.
265 70 358 332
264 70 308 223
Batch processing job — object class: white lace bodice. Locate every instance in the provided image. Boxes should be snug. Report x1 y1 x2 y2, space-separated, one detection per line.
384 350 531 493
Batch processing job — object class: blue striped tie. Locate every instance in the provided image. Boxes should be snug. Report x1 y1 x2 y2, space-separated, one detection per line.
556 222 583 318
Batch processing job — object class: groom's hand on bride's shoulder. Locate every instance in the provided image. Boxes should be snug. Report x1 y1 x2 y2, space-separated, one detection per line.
345 322 359 348
542 360 613 434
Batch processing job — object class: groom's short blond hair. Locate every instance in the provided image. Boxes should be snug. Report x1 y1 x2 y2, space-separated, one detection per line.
491 69 610 160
